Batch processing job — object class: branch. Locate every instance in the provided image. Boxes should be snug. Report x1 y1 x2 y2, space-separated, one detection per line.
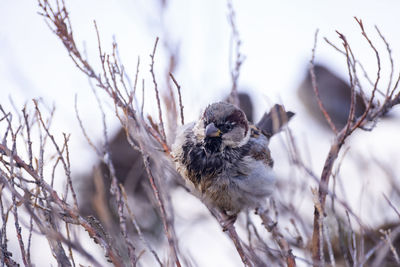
149 37 167 143
227 0 244 107
169 73 184 125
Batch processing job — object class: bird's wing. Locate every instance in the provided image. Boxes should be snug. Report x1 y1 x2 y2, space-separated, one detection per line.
256 104 294 138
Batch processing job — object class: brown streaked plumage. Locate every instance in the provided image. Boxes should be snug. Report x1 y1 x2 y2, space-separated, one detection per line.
172 102 293 218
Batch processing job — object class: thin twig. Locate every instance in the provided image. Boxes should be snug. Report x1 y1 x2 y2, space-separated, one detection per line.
169 73 184 125
227 0 244 107
140 151 181 267
258 209 296 267
120 184 163 267
382 193 400 220
310 29 338 134
149 37 167 143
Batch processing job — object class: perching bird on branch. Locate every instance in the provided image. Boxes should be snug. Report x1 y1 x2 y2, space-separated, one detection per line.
172 102 293 226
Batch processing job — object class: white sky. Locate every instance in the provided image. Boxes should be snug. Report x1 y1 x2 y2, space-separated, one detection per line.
1 1 400 266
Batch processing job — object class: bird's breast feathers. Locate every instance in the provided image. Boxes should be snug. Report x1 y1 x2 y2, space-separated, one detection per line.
172 122 273 188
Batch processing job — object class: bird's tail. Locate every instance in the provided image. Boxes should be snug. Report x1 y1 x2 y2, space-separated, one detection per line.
256 104 294 138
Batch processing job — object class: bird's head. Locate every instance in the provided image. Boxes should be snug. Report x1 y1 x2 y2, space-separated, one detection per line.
195 102 249 152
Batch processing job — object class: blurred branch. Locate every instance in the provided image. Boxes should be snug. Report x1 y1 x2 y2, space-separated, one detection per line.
257 209 296 267
169 73 184 125
310 17 400 266
0 111 121 266
227 0 245 107
383 193 400 220
140 151 181 267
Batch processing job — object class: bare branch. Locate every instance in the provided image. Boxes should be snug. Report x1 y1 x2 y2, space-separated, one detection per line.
169 73 184 125
310 29 338 134
227 0 244 107
149 37 167 143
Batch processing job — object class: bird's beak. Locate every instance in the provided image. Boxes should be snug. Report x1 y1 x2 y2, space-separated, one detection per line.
205 123 221 137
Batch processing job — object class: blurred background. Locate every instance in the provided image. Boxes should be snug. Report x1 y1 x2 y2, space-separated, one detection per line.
1 0 400 266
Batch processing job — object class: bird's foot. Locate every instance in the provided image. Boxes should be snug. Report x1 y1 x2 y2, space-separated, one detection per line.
221 213 237 232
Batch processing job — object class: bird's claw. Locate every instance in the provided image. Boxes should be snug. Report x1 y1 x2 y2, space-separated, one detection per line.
221 214 237 232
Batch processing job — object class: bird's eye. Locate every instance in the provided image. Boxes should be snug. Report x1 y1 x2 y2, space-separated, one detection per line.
224 122 234 131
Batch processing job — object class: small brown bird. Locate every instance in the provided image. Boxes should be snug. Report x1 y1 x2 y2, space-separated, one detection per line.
172 102 293 224
298 64 367 129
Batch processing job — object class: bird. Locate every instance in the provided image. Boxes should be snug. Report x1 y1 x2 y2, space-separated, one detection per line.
172 102 293 227
77 93 257 238
298 64 367 129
